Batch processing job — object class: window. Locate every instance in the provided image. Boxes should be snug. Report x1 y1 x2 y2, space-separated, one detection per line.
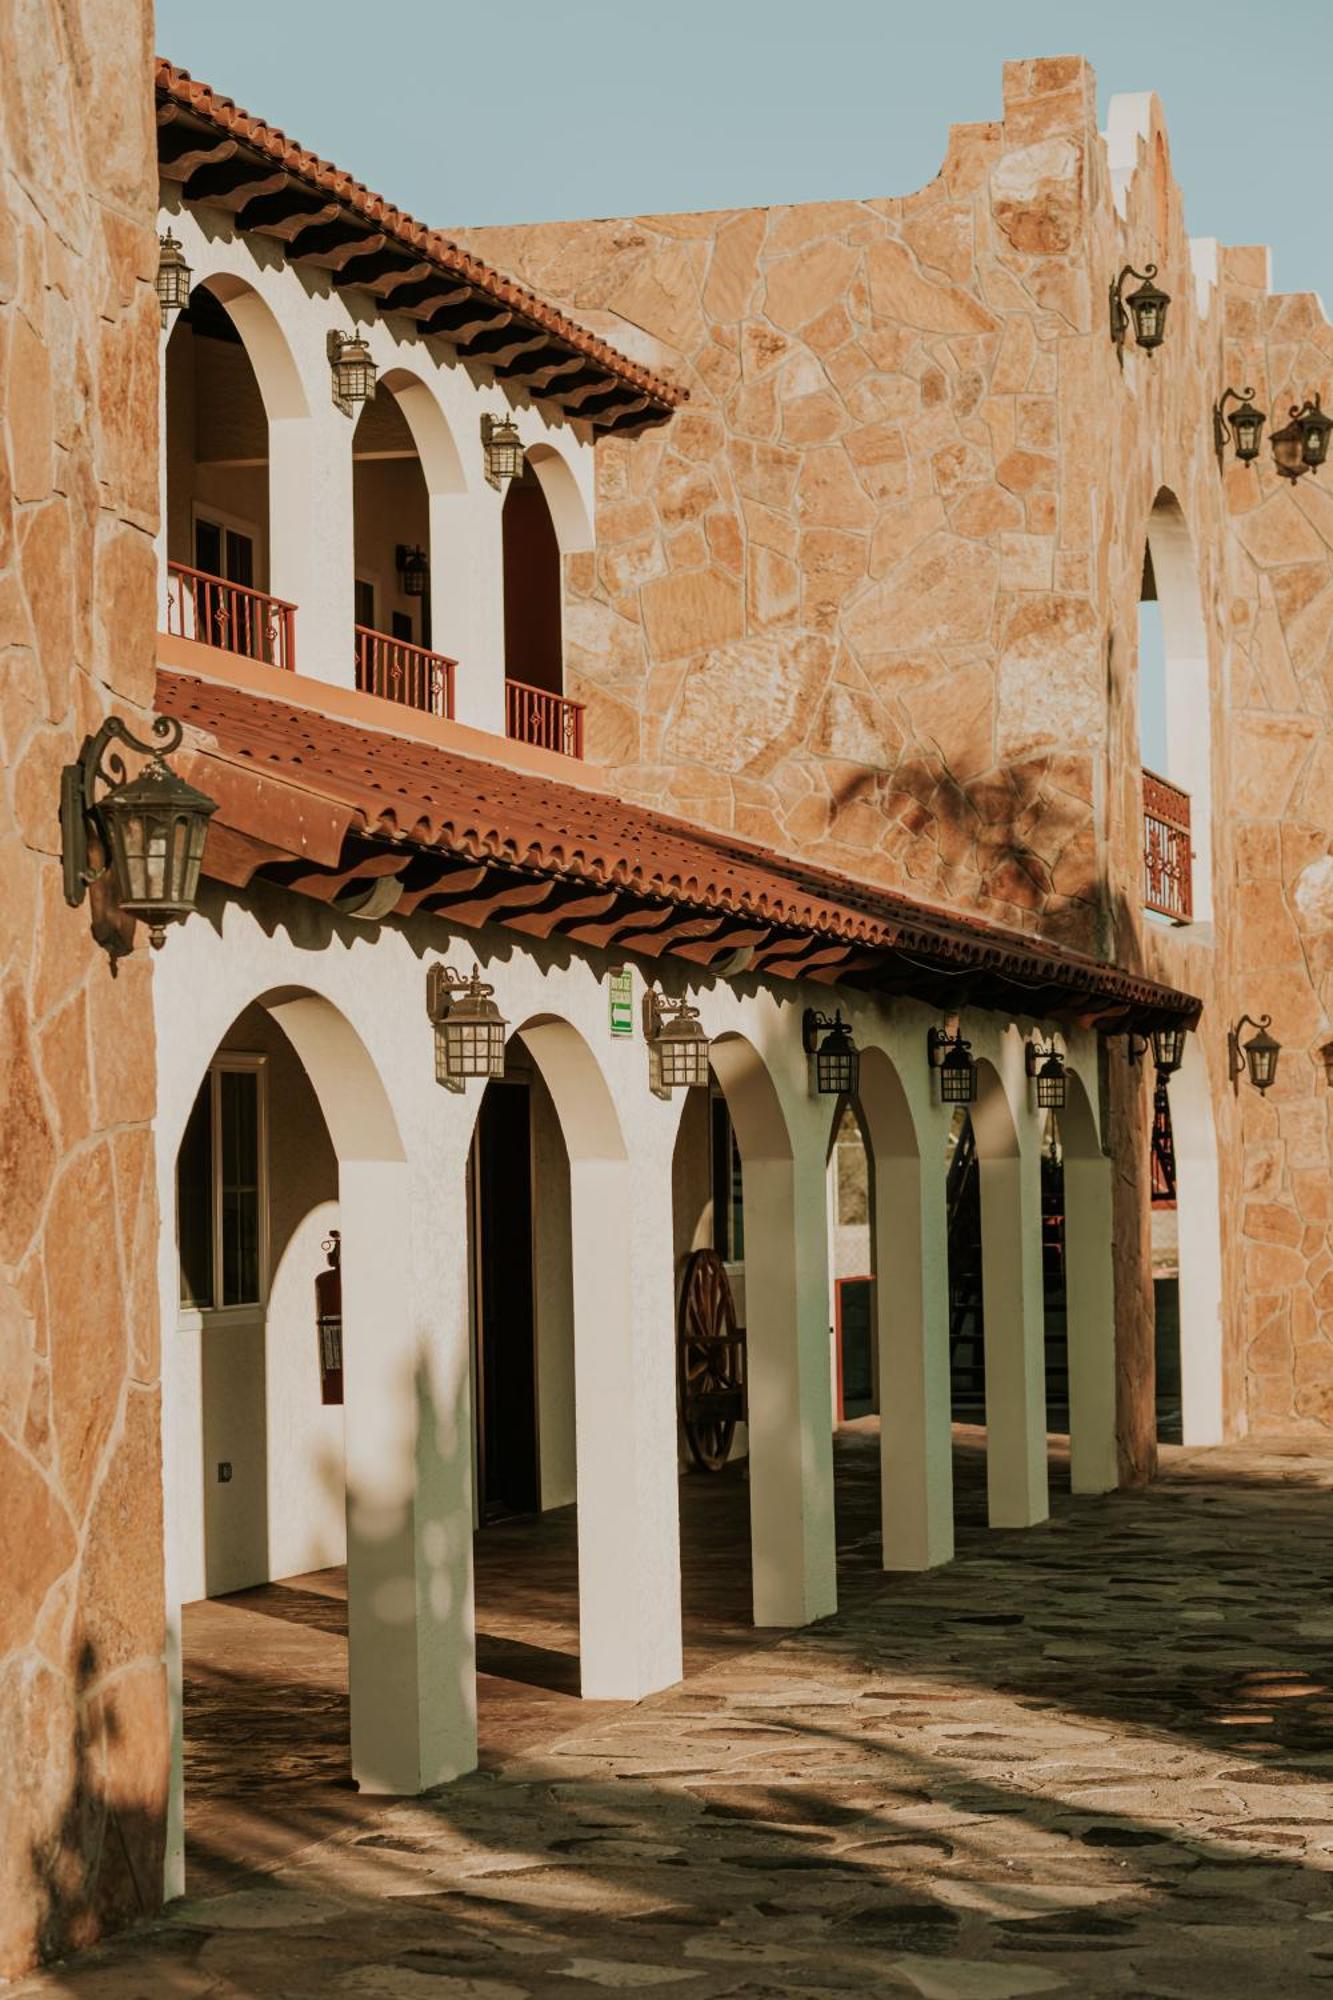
177 1057 267 1310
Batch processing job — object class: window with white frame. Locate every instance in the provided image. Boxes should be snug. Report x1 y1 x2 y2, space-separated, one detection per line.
177 1056 268 1310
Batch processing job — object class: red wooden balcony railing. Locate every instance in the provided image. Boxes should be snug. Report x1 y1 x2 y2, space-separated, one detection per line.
165 560 296 671
505 679 585 759
355 627 456 719
1143 768 1192 923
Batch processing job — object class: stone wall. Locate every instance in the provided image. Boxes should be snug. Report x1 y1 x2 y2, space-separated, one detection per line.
0 0 164 1974
465 57 1333 1445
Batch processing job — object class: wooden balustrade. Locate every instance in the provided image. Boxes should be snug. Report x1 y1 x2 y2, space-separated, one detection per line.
355 627 456 719
165 561 296 671
505 679 585 759
1143 768 1193 923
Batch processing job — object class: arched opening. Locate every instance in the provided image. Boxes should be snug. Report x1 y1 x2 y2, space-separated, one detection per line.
1139 492 1213 927
351 369 462 718
163 277 305 669
1158 1036 1223 1446
827 1100 875 1425
502 446 587 755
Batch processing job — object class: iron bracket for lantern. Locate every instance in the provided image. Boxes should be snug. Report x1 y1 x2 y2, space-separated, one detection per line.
60 713 216 961
802 1008 860 1098
927 1024 977 1104
426 963 508 1091
1212 385 1266 468
1109 263 1170 363
1228 1011 1281 1096
644 989 711 1098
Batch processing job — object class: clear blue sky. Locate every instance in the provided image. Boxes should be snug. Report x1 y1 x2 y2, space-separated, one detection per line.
155 0 1330 300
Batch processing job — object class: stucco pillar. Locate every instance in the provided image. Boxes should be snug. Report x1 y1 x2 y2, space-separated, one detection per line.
744 1131 837 1627
569 1131 683 1698
1064 1149 1119 1494
269 401 355 688
876 1146 955 1569
979 1131 1049 1529
431 486 507 737
342 1157 476 1792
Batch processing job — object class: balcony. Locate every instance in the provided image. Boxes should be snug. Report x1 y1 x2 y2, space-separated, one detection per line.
355 627 455 720
166 561 297 673
506 680 585 760
1143 769 1192 923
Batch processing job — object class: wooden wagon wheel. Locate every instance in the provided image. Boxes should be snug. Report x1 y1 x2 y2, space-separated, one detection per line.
677 1247 745 1473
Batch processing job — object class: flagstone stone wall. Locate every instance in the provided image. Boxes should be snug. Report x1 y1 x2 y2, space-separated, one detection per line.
466 56 1333 1447
0 0 165 1974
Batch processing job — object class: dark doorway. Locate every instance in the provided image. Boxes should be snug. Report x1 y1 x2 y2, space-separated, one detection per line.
946 1110 985 1420
502 460 562 696
472 1078 539 1518
1039 1115 1070 1435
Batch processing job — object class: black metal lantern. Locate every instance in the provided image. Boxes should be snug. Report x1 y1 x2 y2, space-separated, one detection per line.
1212 385 1266 466
156 230 192 327
1228 1012 1281 1096
481 411 525 489
328 329 377 416
645 990 711 1096
1150 1023 1186 1075
1296 395 1333 473
426 964 508 1090
802 1009 859 1097
928 1025 977 1105
1025 1038 1067 1110
1110 263 1171 357
396 544 429 597
60 714 217 951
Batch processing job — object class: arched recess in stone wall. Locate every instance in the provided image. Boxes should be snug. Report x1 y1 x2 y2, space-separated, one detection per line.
1143 488 1215 925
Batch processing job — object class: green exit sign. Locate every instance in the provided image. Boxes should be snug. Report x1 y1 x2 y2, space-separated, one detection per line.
609 967 634 1037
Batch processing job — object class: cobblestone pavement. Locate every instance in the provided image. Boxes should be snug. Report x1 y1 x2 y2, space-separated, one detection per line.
17 1433 1333 1998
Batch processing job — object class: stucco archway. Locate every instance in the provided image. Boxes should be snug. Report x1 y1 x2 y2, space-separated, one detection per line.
1142 489 1214 924
972 1055 1049 1530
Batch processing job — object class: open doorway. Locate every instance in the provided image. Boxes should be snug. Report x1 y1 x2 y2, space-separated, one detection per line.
470 1077 540 1518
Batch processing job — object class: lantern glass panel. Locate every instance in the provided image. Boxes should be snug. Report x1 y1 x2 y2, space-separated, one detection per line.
1246 1030 1280 1093
1150 1023 1185 1073
1302 412 1333 468
1232 409 1263 461
1035 1057 1067 1110
939 1047 976 1103
815 1037 859 1097
657 1022 711 1090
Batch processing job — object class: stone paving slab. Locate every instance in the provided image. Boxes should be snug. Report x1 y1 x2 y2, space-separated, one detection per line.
14 1435 1333 1997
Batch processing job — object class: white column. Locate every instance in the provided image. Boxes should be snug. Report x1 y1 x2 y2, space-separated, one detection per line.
979 1135 1049 1529
877 1149 955 1568
342 1157 477 1792
1064 1149 1119 1493
431 487 506 736
569 1130 683 1698
745 1133 837 1627
269 400 355 688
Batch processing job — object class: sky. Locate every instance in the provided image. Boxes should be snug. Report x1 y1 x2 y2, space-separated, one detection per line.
155 0 1331 300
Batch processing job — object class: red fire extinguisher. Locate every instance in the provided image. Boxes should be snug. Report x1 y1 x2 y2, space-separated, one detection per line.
315 1230 343 1406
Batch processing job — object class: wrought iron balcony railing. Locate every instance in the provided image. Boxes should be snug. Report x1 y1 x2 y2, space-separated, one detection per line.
505 679 585 759
1143 768 1192 923
165 560 297 672
355 626 456 719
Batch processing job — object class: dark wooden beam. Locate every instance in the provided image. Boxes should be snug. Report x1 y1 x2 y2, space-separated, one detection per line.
286 223 388 272
180 157 290 210
425 301 513 345
234 188 342 240
159 130 237 178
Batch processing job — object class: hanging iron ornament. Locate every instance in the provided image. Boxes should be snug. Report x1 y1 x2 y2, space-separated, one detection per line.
155 230 192 327
1150 1077 1178 1205
1270 394 1333 481
481 410 525 489
1025 1037 1068 1110
1109 263 1171 358
927 1025 977 1105
60 714 217 954
802 1008 860 1097
327 329 377 416
396 543 429 597
1212 385 1266 466
644 990 712 1096
1228 1012 1281 1096
426 964 508 1089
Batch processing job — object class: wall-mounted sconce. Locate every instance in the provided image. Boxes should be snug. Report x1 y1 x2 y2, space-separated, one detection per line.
802 1009 859 1097
1130 1023 1187 1075
1228 1012 1281 1096
927 1025 977 1104
156 230 192 328
1213 385 1266 467
644 990 711 1097
328 329 377 416
1109 263 1171 360
481 411 525 490
1269 395 1333 482
426 964 508 1090
396 544 429 597
1025 1037 1067 1110
60 714 217 955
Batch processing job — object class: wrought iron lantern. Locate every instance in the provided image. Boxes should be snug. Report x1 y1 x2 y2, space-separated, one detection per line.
60 714 217 952
1212 385 1266 466
396 543 429 597
802 1008 860 1097
481 411 525 489
1228 1012 1280 1096
1025 1037 1067 1110
156 230 192 327
928 1025 977 1105
426 963 508 1090
328 329 377 416
1270 395 1333 481
1150 1022 1187 1076
645 990 711 1097
1109 263 1171 357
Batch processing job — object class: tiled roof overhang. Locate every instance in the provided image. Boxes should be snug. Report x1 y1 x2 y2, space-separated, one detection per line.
157 670 1202 1035
154 59 681 436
